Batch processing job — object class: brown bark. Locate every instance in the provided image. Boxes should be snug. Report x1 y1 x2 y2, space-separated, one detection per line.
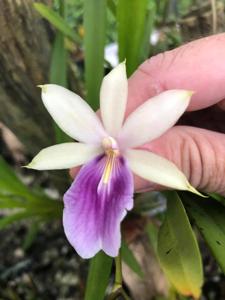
0 0 54 155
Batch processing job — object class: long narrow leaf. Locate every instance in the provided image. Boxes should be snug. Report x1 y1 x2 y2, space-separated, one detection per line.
23 221 40 250
49 0 71 144
84 0 107 109
117 0 149 76
50 35 70 143
107 0 116 16
0 196 27 209
157 192 203 299
140 1 156 61
0 157 53 204
50 34 68 87
182 193 225 273
84 251 113 300
146 222 158 254
121 240 144 278
0 156 30 197
208 192 225 206
0 211 36 230
34 2 80 42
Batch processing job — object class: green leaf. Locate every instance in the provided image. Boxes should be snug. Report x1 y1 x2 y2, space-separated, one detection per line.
139 1 156 61
34 3 80 43
0 157 62 228
117 0 149 76
0 211 36 230
0 196 62 229
0 156 30 197
49 0 67 87
84 251 113 300
23 221 40 251
84 0 107 109
157 192 203 299
146 222 159 254
107 0 116 16
50 33 68 87
121 240 144 278
0 195 27 209
23 196 63 217
49 0 71 144
182 193 225 273
0 158 52 203
208 192 225 206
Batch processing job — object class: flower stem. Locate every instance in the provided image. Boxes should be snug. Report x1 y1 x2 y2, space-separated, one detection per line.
114 250 122 289
107 250 131 300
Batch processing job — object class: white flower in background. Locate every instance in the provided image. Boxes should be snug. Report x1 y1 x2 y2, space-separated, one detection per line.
27 62 198 259
105 43 119 67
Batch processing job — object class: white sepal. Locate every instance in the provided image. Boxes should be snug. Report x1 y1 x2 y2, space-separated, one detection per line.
118 90 192 149
126 149 194 191
26 143 102 170
40 84 106 144
100 62 128 137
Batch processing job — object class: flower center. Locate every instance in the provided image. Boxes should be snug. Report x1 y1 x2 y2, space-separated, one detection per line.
101 137 119 184
102 136 119 155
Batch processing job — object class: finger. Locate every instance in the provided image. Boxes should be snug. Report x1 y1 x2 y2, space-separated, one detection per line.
127 33 225 114
135 126 225 195
70 167 79 179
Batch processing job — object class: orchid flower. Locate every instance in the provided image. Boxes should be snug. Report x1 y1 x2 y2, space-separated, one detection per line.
27 62 198 259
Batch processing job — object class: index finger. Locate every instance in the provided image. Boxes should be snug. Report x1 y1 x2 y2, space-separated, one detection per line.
127 33 225 114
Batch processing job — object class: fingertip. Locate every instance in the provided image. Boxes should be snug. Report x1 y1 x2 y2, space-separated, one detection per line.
127 68 163 115
128 33 225 112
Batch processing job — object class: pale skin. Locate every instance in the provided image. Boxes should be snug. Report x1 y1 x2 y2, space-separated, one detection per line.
71 33 225 196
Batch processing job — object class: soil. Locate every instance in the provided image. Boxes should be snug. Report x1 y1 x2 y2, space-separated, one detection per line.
0 221 87 300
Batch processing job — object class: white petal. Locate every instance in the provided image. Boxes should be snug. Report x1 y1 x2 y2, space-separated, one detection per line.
100 62 128 137
118 90 193 149
26 143 102 170
40 84 106 144
126 149 194 191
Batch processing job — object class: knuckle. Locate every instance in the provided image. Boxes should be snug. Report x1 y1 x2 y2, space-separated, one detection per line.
177 129 225 194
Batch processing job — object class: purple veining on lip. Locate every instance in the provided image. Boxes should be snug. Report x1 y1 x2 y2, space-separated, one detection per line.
63 154 134 258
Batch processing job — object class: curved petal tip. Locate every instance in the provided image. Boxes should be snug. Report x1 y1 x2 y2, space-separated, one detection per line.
187 184 207 198
37 84 47 92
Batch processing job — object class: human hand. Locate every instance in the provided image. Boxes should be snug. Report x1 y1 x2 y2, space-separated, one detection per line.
71 33 225 195
128 33 225 195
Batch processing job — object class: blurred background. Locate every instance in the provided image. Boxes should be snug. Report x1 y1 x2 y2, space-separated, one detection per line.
0 0 225 299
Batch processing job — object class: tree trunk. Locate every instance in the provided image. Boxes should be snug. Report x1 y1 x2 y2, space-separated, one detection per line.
0 0 54 155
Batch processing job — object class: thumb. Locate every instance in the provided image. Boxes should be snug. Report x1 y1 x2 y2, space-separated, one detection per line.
127 33 225 115
135 126 225 196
